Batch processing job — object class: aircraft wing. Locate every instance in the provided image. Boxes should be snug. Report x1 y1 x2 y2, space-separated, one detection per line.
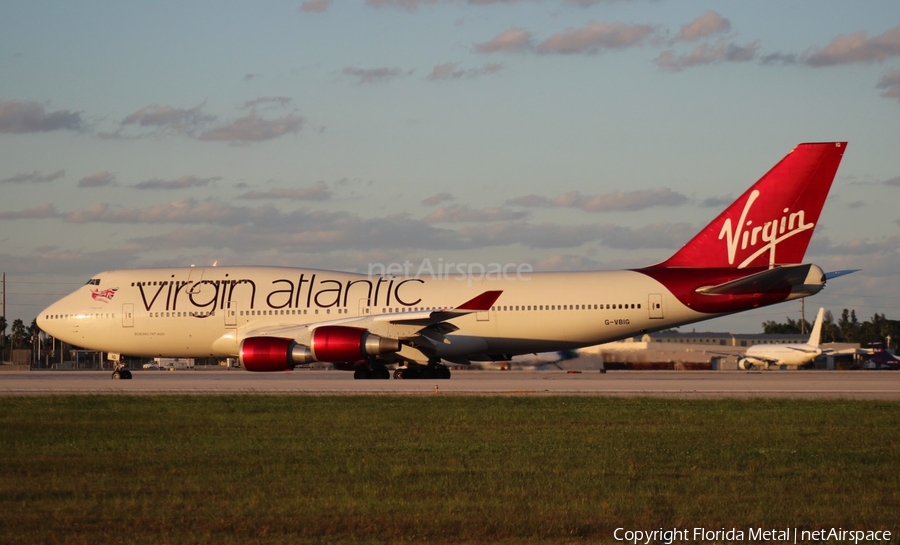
705 350 744 358
706 350 781 365
238 290 503 345
784 346 821 354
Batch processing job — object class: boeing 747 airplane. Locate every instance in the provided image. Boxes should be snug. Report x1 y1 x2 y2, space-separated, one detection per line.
38 142 850 379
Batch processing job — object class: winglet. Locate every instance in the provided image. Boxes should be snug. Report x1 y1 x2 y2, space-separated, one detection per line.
456 290 503 311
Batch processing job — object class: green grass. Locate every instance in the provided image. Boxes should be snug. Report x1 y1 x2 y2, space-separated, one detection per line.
1 396 899 544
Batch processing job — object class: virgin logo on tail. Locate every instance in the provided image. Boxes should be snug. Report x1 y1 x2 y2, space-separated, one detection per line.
718 189 814 268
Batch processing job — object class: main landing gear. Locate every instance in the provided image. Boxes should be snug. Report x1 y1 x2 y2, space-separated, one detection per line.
351 361 452 380
393 362 451 380
111 362 132 380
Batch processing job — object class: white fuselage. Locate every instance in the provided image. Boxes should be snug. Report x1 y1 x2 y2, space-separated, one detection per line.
741 344 821 368
38 266 712 360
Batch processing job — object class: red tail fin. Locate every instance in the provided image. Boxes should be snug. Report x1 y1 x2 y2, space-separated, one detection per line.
657 142 847 269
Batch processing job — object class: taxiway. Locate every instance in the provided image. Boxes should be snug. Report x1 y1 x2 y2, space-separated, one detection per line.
1 369 899 398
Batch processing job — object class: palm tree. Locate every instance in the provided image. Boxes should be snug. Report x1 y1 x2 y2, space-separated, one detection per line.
11 319 27 349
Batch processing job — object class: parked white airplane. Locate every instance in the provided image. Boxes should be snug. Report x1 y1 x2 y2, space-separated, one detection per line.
38 142 851 380
733 308 828 369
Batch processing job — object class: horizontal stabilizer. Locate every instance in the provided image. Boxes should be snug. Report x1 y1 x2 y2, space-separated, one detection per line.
824 269 860 281
696 264 824 296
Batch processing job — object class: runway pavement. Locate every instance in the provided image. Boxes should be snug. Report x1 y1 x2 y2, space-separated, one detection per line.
2 368 899 398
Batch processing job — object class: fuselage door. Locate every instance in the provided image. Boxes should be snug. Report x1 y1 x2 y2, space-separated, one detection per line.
122 303 134 328
648 293 663 319
225 300 237 328
358 298 370 317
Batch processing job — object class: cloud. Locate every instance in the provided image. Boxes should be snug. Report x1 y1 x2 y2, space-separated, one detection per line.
422 192 454 206
505 194 553 208
807 235 898 257
239 96 293 110
78 172 116 188
1 170 65 184
238 184 332 201
64 199 244 225
365 0 623 10
531 254 603 272
536 22 658 54
883 175 900 187
0 100 83 133
508 188 688 212
759 52 798 65
656 40 759 72
118 101 302 142
365 0 439 10
877 69 900 103
805 24 900 67
700 194 735 208
452 221 604 249
566 189 689 211
475 28 534 53
0 247 143 278
198 111 304 142
673 11 731 43
134 176 220 190
300 0 331 12
424 205 529 223
342 66 412 85
0 204 59 220
124 212 460 254
427 62 503 81
121 101 215 134
46 197 595 254
598 222 696 250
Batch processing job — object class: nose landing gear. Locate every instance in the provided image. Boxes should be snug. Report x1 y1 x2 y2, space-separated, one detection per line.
111 362 132 380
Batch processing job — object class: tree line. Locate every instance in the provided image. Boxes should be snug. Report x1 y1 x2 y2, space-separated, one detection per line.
0 317 41 349
763 309 899 348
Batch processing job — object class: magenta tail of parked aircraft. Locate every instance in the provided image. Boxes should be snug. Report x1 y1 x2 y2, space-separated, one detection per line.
38 142 850 379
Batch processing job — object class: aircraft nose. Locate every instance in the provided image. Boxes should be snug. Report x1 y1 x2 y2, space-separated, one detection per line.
37 301 64 337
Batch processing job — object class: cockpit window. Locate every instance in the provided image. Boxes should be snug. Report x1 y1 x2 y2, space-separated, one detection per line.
85 279 100 286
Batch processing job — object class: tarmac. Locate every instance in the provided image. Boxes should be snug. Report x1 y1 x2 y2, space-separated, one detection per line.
2 368 899 398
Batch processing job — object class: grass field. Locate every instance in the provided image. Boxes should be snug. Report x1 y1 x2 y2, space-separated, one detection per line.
1 396 899 544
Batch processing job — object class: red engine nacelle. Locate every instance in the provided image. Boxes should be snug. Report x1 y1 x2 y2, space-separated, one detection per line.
239 336 298 372
239 326 400 372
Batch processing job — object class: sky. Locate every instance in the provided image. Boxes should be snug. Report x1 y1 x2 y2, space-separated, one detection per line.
1 0 899 334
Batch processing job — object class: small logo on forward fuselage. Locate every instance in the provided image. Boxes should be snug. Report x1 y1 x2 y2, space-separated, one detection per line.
91 287 118 303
